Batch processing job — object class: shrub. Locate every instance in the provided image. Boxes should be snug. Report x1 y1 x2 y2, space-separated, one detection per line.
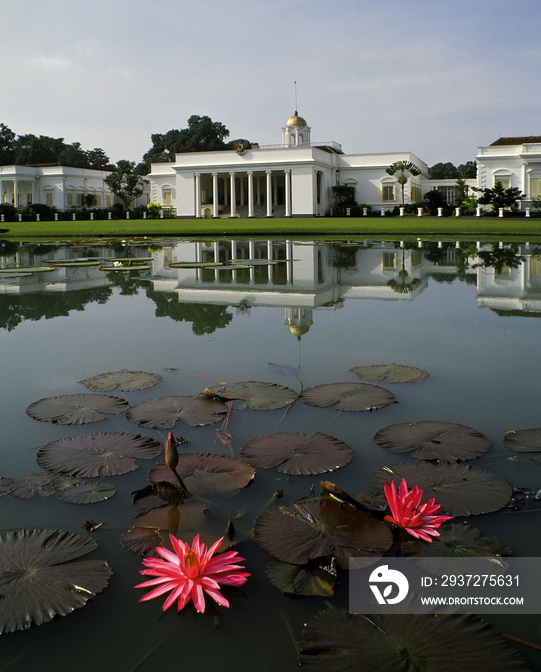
147 201 162 218
0 203 17 221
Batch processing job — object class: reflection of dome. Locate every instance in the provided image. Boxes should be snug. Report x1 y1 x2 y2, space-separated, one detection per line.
285 112 308 127
288 324 311 339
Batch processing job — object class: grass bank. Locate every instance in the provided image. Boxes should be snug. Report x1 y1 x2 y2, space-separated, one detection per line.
2 216 541 239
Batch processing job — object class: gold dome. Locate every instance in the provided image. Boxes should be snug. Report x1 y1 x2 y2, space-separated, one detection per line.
285 111 308 127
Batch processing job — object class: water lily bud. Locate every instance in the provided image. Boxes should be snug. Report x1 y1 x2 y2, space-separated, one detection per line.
165 432 179 471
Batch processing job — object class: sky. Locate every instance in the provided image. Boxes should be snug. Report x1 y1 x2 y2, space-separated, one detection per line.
2 0 541 168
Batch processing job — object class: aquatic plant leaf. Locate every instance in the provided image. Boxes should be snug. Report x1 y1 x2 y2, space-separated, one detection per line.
350 363 429 383
504 428 541 462
149 453 255 496
9 473 56 500
298 609 529 671
79 370 162 392
373 421 491 462
51 476 86 492
37 432 163 478
206 381 297 411
0 478 15 496
267 560 337 596
370 462 512 516
299 383 395 412
59 482 116 504
26 394 128 425
121 502 235 557
126 395 227 429
402 524 512 575
240 432 354 475
0 529 112 634
254 498 392 569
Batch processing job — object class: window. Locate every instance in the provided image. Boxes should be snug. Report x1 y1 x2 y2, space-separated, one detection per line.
94 193 102 207
45 191 54 207
26 193 32 205
106 193 112 207
382 252 397 269
494 176 510 189
530 178 541 196
67 191 74 207
163 189 172 206
382 185 395 201
77 192 84 207
411 184 421 202
436 186 456 205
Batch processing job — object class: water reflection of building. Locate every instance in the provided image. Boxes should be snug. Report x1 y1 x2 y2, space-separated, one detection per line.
2 240 540 332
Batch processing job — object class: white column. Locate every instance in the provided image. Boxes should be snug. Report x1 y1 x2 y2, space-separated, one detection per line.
13 179 18 207
522 161 528 199
31 180 36 205
285 170 291 217
273 173 278 207
247 171 254 218
229 172 236 217
195 173 201 218
313 171 318 215
266 171 272 217
212 173 219 218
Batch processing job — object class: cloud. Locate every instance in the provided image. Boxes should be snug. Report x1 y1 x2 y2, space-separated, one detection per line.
26 54 73 71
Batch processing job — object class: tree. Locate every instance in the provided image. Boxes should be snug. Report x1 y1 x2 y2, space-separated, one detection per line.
331 185 356 207
85 148 112 169
474 181 524 212
0 123 15 164
141 115 231 171
458 161 477 178
428 162 460 179
13 134 66 165
60 142 87 167
454 178 469 206
103 160 148 211
386 161 421 206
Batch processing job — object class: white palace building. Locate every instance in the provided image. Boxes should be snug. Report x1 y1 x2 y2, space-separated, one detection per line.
1 110 541 216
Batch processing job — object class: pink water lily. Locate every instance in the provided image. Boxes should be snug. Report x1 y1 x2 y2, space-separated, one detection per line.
384 478 452 543
135 533 249 612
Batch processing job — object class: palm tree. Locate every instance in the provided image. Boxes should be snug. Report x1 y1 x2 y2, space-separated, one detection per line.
386 161 421 206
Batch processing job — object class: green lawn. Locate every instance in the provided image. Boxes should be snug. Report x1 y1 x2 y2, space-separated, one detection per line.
2 216 541 239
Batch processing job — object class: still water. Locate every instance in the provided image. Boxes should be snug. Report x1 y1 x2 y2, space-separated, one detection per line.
1 237 540 671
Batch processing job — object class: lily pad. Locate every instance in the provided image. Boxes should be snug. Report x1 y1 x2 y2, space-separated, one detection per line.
267 559 337 596
59 482 116 504
26 394 129 425
298 609 528 671
126 395 227 429
240 432 354 475
403 524 512 575
350 363 429 383
254 498 392 569
373 421 491 462
370 462 512 516
36 432 163 477
205 381 297 411
149 453 255 496
0 529 112 634
79 370 162 392
9 473 56 500
121 502 235 557
504 428 541 463
299 383 395 412
0 477 15 496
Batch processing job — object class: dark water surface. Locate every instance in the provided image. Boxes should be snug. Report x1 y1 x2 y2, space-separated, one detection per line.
1 237 540 671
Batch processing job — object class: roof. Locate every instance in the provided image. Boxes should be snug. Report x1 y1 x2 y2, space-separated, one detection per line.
490 136 541 146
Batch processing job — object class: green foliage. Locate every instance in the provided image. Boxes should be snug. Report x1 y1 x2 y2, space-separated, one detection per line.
331 185 356 207
103 160 148 211
531 195 541 212
454 178 469 206
142 115 231 170
428 161 477 179
85 148 112 169
474 181 524 212
460 195 478 216
386 161 422 206
0 123 15 164
0 202 17 221
423 189 447 215
146 202 162 218
83 194 97 208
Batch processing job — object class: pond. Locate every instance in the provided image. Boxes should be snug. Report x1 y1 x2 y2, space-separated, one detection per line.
1 237 540 671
